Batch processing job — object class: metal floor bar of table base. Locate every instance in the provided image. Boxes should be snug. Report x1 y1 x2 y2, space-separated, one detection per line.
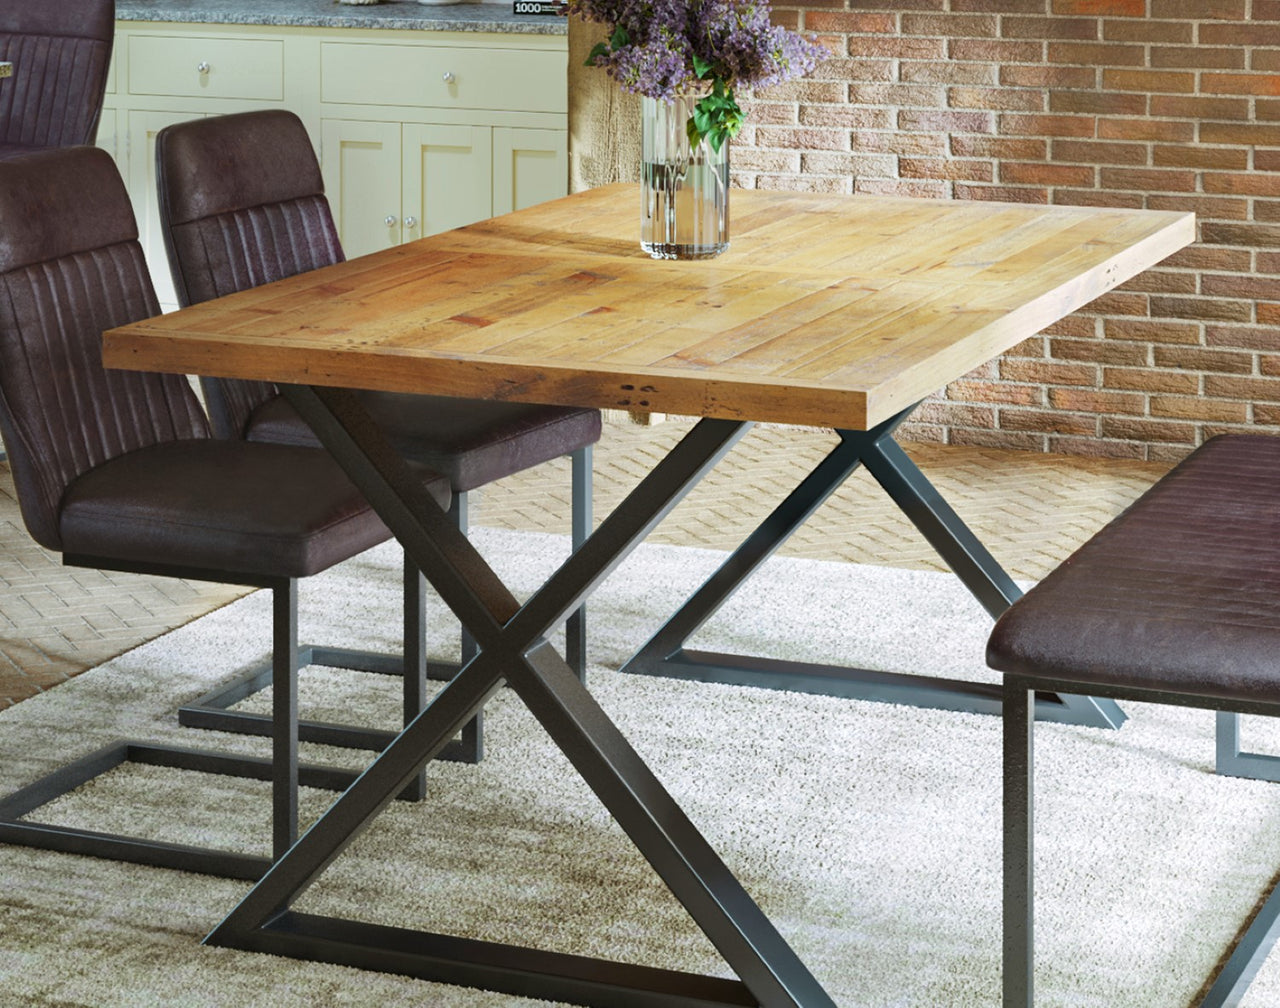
207 387 837 1008
619 404 1128 731
1005 676 1280 1008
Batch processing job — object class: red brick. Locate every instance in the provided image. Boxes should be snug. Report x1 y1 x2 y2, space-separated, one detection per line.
1198 24 1264 45
1259 303 1280 326
1257 201 1280 222
815 57 895 83
1000 113 1096 137
845 35 947 58
1050 90 1146 115
955 182 1050 201
1053 0 1142 13
949 38 1045 62
1200 222 1280 248
1096 418 1197 444
1102 20 1193 43
1054 187 1144 207
849 129 949 155
1152 346 1254 374
998 408 1098 435
952 428 1050 450
846 83 947 108
999 161 1094 187
1053 138 1147 165
1102 367 1198 393
1149 95 1252 120
1256 0 1280 17
1151 46 1246 70
1201 73 1280 98
908 401 997 427
1098 118 1195 143
1053 433 1154 458
1000 358 1099 384
806 11 897 32
951 0 1049 10
799 106 894 129
1103 317 1201 343
1051 336 1148 365
1150 295 1253 322
1206 325 1280 351
1003 16 1100 40
1118 269 1196 295
1000 65 1097 89
1164 245 1252 273
900 157 995 181
1043 315 1099 338
754 126 850 150
1204 172 1280 197
1256 252 1280 274
1153 145 1249 170
1088 291 1150 315
947 379 1046 405
1100 167 1198 192
801 151 897 175
1261 101 1280 122
1148 194 1249 220
1103 69 1196 94
1150 395 1248 423
1047 42 1145 66
854 177 950 197
949 86 1046 111
1151 0 1246 16
1205 375 1280 399
901 13 999 36
898 109 996 132
1048 387 1145 413
1201 274 1280 301
950 135 1047 159
1256 51 1280 73
900 60 998 85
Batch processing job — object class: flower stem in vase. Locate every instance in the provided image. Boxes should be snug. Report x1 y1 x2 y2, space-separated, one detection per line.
640 94 729 260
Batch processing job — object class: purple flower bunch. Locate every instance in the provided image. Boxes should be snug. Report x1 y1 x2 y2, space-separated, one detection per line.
568 0 826 149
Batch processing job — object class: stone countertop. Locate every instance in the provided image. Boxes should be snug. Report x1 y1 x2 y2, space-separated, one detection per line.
116 0 568 35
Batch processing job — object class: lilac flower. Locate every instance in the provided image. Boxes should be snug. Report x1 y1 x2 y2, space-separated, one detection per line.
567 0 827 147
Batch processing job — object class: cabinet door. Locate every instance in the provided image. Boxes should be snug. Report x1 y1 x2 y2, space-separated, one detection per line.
127 109 209 311
402 123 492 239
492 127 568 216
321 119 402 259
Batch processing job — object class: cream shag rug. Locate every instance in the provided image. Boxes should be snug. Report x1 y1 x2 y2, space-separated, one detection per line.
3 528 1280 1007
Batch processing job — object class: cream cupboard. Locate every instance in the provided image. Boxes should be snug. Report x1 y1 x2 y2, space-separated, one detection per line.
100 21 568 307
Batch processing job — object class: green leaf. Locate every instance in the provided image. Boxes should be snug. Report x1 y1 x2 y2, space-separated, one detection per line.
609 24 629 49
691 54 714 80
585 41 608 65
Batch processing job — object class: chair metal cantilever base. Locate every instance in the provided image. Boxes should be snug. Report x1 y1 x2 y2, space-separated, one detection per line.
0 557 407 880
1004 675 1280 1008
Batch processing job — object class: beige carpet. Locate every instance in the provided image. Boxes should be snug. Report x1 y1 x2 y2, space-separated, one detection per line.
2 529 1280 1007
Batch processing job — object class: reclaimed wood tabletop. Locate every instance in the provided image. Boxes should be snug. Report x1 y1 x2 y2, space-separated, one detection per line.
105 184 1194 432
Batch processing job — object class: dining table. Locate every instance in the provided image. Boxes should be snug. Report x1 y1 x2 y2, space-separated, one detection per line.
104 183 1194 1007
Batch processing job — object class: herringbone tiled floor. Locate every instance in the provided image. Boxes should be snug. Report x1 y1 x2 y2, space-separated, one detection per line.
0 419 1171 709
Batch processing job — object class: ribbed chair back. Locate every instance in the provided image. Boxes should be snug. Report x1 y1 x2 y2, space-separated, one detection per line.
0 144 208 551
0 0 115 152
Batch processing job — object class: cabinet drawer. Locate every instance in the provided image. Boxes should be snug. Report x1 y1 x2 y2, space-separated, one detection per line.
128 35 284 101
321 43 564 115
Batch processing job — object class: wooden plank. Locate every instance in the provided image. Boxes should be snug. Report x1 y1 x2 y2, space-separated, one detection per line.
104 185 1195 432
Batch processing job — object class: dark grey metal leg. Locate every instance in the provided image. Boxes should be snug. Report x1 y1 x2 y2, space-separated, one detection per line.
210 390 835 1007
566 443 592 680
621 407 1126 730
1215 711 1280 784
1004 680 1034 1008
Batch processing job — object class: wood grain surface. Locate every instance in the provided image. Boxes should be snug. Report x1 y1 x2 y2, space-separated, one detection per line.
105 184 1194 431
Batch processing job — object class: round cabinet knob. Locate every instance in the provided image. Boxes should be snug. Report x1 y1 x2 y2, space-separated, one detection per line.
442 71 455 84
384 215 398 227
404 216 418 230
197 61 211 75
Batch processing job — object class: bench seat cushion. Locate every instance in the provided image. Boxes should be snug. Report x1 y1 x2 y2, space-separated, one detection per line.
987 434 1280 704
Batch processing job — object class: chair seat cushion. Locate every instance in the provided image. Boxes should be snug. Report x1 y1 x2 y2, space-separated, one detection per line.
59 440 448 580
247 392 602 493
987 434 1280 704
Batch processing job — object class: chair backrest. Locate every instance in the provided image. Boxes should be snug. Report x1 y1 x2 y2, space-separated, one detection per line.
0 0 115 150
155 109 345 438
0 145 209 551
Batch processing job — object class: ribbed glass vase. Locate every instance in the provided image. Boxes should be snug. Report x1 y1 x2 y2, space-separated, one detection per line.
639 94 729 260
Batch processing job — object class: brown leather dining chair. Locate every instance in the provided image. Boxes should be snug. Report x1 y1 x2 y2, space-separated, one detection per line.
0 0 115 159
0 145 452 881
153 109 601 765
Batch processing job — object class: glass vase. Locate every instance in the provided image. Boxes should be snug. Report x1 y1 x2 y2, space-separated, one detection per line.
640 94 730 260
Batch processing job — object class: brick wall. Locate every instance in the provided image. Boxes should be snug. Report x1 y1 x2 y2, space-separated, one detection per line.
741 0 1280 460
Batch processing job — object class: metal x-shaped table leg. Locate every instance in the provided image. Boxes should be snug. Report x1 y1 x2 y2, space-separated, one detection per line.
205 385 837 1008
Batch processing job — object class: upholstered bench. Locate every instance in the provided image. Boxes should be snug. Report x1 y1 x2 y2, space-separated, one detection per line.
987 432 1280 1007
